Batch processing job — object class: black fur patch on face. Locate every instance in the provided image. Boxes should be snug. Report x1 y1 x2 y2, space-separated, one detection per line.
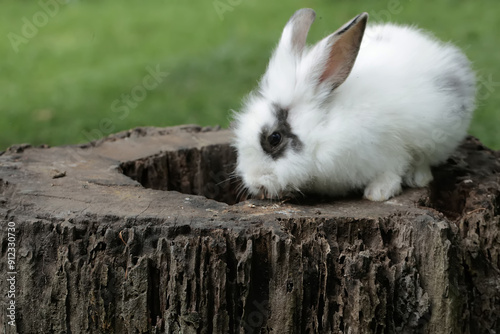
260 105 303 160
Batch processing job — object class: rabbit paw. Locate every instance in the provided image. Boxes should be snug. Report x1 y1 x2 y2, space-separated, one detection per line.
404 164 433 188
364 172 402 201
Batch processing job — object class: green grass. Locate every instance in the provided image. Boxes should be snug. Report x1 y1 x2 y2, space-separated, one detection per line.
1 0 499 150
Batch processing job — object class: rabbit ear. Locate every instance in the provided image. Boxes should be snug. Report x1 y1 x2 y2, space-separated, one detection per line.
261 9 316 104
277 8 316 56
315 13 368 90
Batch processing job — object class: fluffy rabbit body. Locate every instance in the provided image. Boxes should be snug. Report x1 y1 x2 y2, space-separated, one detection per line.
232 9 475 201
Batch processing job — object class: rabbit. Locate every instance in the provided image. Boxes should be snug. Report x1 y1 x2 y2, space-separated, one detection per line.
231 8 476 201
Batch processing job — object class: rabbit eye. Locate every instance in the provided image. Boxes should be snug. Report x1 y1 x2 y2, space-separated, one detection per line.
268 132 282 147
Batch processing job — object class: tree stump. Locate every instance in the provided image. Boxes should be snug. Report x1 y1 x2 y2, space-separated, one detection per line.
0 125 499 334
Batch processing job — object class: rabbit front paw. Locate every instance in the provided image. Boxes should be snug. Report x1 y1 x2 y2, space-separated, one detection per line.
364 172 402 201
404 164 433 188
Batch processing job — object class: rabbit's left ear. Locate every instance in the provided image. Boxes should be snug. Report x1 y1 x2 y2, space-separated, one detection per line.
316 13 368 90
261 9 316 104
278 8 316 56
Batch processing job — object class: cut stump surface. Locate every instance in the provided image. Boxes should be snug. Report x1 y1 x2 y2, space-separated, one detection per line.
0 125 499 333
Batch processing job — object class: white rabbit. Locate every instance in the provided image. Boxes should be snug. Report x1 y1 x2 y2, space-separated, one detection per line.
232 8 476 201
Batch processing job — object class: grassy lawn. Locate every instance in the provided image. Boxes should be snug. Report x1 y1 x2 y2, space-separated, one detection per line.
1 0 499 150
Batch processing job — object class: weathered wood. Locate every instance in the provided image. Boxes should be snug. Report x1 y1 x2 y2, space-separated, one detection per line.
0 125 499 333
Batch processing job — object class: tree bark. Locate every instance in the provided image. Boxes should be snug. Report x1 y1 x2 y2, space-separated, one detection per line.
0 125 499 333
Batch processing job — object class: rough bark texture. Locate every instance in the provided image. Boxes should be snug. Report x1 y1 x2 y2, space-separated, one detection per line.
0 125 499 334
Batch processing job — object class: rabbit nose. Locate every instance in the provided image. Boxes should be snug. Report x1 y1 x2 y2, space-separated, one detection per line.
254 187 267 200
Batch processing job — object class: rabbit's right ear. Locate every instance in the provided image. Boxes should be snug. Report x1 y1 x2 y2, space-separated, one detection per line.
277 8 316 56
312 13 368 91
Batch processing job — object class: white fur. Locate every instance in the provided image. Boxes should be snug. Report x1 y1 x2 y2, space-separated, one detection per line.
232 9 476 201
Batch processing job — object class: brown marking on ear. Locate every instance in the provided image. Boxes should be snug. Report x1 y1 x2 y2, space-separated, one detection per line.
319 13 368 87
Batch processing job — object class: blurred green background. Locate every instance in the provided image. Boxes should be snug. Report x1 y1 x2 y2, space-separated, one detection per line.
1 0 499 150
